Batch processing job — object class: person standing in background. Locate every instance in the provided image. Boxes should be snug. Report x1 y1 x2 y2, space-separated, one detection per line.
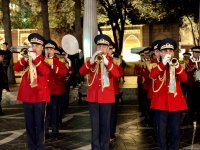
0 50 4 115
58 49 74 125
184 47 200 123
44 40 68 137
108 42 124 144
2 42 11 92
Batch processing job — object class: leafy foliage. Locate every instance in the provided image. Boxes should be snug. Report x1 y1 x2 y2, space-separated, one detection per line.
7 0 75 32
129 0 199 24
10 1 38 28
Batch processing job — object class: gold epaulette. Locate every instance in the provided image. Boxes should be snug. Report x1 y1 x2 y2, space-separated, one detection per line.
59 58 65 63
148 63 157 71
86 57 91 62
45 57 53 66
137 61 145 67
113 58 121 66
180 61 186 69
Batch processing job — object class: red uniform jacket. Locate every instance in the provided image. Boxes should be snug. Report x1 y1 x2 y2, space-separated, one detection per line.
146 59 159 99
143 61 150 90
113 64 124 94
150 62 188 111
185 59 200 86
14 55 50 103
134 61 146 85
47 56 68 95
79 56 120 103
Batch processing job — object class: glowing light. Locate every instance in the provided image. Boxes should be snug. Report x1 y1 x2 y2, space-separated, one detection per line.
123 48 141 62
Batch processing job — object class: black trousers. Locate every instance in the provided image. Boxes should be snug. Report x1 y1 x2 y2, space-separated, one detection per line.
89 102 112 150
0 87 2 103
46 95 60 133
110 94 120 139
23 102 46 150
154 110 181 150
0 87 2 113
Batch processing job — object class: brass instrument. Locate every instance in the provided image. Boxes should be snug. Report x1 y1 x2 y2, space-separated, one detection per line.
45 54 53 66
170 58 179 66
20 48 29 57
25 50 38 88
95 54 103 63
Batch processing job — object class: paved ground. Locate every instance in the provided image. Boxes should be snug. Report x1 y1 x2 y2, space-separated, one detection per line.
1 76 200 150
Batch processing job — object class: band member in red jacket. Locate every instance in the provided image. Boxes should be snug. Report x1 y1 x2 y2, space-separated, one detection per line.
150 38 188 150
107 43 124 143
79 34 120 150
134 50 146 117
58 48 74 125
185 47 200 123
44 40 68 137
14 33 50 150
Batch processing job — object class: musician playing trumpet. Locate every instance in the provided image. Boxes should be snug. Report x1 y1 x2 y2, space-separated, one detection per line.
79 34 120 150
149 38 188 150
44 40 68 137
14 33 50 150
185 46 200 123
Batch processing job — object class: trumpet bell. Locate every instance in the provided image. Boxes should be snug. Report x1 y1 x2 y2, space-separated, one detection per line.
95 54 103 63
170 58 179 66
20 48 29 56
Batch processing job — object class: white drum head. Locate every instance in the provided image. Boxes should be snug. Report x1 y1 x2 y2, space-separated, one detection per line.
61 34 79 55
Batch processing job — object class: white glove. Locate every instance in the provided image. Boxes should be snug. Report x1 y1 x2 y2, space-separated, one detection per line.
162 54 171 65
102 55 109 65
90 51 102 64
65 58 71 67
29 52 37 60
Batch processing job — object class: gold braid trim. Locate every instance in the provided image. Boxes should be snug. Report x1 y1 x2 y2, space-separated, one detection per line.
152 71 166 93
19 59 24 66
87 64 99 86
108 64 113 71
158 64 163 71
56 66 59 74
35 61 42 67
176 67 183 75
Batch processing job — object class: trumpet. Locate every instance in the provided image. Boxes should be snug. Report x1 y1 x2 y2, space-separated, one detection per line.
170 58 179 66
20 48 29 57
95 54 103 63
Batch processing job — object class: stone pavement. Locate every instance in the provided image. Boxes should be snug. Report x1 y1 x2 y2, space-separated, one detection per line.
1 76 200 150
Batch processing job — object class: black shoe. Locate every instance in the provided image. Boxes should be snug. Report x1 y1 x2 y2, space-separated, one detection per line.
0 106 4 116
52 128 59 138
0 111 4 116
109 138 116 147
139 114 145 117
45 132 51 139
52 132 59 139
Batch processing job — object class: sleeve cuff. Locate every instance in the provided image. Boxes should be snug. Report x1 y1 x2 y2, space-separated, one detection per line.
20 58 27 66
176 65 184 74
85 60 96 69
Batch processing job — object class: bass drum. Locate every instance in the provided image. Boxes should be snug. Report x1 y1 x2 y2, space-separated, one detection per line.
61 34 79 55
